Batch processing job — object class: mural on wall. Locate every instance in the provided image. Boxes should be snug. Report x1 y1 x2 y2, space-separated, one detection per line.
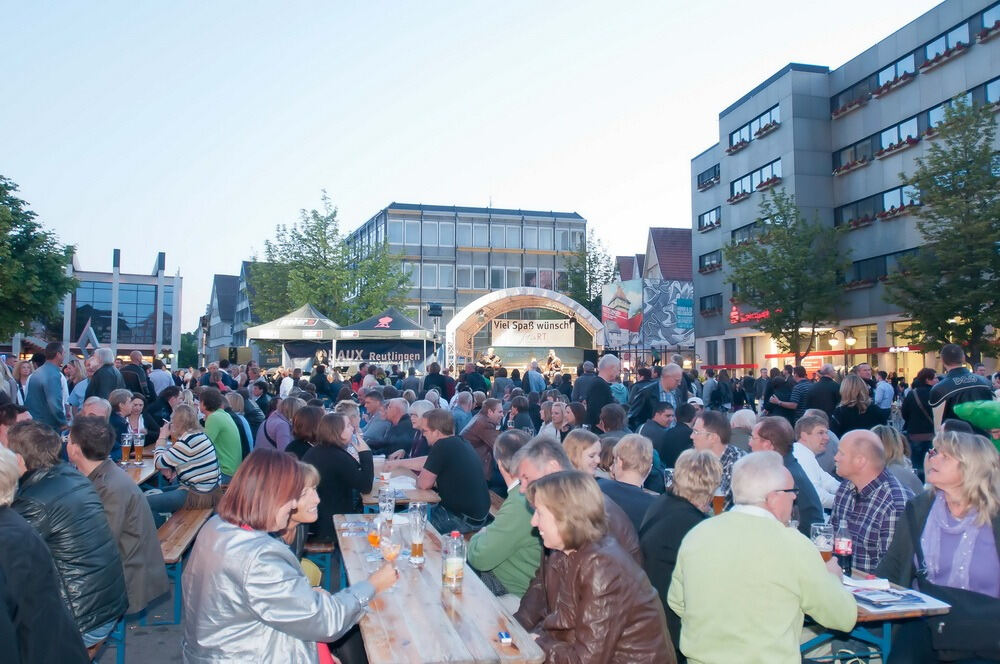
601 279 643 347
641 279 695 348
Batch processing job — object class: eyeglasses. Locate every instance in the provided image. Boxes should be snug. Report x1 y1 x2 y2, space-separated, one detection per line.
773 488 799 495
691 429 709 437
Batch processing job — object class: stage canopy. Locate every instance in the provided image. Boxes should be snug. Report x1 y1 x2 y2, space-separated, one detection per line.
246 304 340 341
337 307 434 340
334 307 436 369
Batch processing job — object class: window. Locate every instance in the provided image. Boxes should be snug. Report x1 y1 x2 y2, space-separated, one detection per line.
700 293 723 312
473 266 487 290
161 285 173 342
888 248 919 273
524 269 537 287
571 230 584 250
404 221 420 245
699 250 722 271
698 207 721 231
556 270 568 291
834 185 919 225
402 262 416 285
117 283 157 344
877 53 916 86
490 225 505 248
506 226 520 249
730 159 781 197
724 338 737 365
524 226 538 249
421 264 437 288
986 4 1000 29
706 340 719 366
697 163 720 187
457 223 472 247
539 269 553 289
388 221 403 243
457 266 471 289
74 281 113 343
729 105 780 146
556 229 569 251
422 221 437 246
987 77 1000 104
850 255 888 282
473 224 489 247
879 116 919 149
539 227 553 250
439 264 454 288
490 267 504 289
439 221 455 246
506 267 520 289
833 135 877 170
731 222 758 244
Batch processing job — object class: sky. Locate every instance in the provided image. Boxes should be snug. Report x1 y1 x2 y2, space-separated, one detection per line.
2 0 941 332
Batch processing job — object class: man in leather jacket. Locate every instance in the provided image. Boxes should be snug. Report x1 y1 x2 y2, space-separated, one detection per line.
7 420 127 647
629 363 688 431
85 347 126 400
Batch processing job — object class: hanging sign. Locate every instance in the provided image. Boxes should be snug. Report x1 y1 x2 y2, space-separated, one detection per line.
491 319 575 347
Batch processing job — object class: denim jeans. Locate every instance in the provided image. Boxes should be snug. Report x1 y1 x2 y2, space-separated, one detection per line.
146 485 189 527
81 618 117 647
429 504 488 534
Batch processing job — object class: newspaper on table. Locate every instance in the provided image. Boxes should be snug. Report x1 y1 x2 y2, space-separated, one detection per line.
844 577 951 615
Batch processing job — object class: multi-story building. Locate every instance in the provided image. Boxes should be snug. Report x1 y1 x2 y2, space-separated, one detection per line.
5 250 183 365
231 261 255 347
345 203 587 345
203 274 239 363
691 0 1000 377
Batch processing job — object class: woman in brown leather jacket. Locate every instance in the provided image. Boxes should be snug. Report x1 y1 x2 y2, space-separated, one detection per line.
519 470 674 663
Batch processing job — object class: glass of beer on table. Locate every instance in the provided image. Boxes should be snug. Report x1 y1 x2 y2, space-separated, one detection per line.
408 502 428 565
711 488 725 515
120 433 133 466
132 432 145 463
811 523 834 562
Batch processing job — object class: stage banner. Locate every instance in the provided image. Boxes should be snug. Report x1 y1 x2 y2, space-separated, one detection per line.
332 340 429 367
602 279 643 347
490 319 575 347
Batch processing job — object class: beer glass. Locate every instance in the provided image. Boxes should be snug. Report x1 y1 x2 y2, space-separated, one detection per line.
132 433 145 463
711 488 725 515
408 502 428 565
120 433 133 466
378 486 395 521
811 523 834 562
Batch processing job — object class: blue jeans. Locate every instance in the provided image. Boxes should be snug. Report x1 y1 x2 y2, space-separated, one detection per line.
429 504 488 534
81 618 117 647
147 485 189 527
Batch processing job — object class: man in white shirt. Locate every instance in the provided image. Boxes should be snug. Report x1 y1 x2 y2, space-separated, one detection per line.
148 360 174 396
278 368 295 398
873 371 894 417
791 414 841 509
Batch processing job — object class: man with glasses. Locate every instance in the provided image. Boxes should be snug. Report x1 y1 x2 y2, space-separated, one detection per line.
748 416 823 536
629 362 687 431
668 451 855 663
690 410 746 508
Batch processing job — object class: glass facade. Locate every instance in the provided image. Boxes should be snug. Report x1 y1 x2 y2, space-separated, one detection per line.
161 285 173 345
117 283 157 345
74 281 113 343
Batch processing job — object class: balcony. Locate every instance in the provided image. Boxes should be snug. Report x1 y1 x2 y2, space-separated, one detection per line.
698 263 722 275
919 43 968 74
753 120 780 139
698 219 722 233
877 203 917 222
727 191 751 205
832 157 870 177
699 307 722 317
843 278 877 291
697 175 720 191
755 176 782 192
872 71 916 99
725 139 749 156
832 95 869 120
875 136 919 159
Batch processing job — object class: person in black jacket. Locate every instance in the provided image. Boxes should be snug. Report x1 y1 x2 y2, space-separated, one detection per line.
7 421 127 647
640 448 721 664
584 355 618 431
803 364 841 417
629 363 687 431
120 351 155 402
749 416 823 536
652 402 696 468
302 412 374 541
830 375 887 437
422 362 448 398
0 445 90 664
145 385 181 426
85 348 126 400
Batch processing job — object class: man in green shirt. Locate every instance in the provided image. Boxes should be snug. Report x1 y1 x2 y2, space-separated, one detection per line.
467 430 542 598
668 451 857 664
200 387 241 481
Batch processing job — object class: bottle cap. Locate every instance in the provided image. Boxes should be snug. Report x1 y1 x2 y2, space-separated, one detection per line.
450 530 460 538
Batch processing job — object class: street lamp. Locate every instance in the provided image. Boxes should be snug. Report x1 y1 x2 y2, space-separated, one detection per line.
828 328 857 373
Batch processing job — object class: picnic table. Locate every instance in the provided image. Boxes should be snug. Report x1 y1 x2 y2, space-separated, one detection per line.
126 459 159 486
334 514 544 664
361 459 440 512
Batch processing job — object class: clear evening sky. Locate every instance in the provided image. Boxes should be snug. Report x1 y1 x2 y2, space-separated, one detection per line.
2 0 939 331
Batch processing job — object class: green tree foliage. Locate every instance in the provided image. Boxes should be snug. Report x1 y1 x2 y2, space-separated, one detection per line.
884 98 1000 363
0 175 77 341
177 331 198 369
565 230 615 317
248 192 407 325
723 189 848 364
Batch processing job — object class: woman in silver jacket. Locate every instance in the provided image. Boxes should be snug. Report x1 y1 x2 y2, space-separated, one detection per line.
182 448 397 663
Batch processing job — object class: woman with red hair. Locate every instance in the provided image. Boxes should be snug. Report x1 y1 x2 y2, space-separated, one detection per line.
182 448 396 662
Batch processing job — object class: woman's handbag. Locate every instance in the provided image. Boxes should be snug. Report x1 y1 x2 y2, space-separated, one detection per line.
907 509 1000 660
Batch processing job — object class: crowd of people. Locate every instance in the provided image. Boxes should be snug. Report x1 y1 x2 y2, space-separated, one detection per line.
1 341 999 663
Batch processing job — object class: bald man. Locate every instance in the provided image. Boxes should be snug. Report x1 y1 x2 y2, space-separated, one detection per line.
121 350 155 401
830 430 910 574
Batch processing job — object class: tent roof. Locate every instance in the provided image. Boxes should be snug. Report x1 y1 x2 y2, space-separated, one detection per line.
338 307 434 340
246 304 340 341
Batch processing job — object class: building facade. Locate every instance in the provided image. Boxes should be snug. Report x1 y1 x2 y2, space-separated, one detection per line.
203 274 239 363
691 0 1000 377
345 203 587 341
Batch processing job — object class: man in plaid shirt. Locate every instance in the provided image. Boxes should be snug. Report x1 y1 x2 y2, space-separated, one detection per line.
831 429 911 573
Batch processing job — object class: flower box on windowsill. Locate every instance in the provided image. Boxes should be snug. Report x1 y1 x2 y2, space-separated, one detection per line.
923 126 941 140
725 140 749 156
698 220 722 233
700 307 722 317
832 97 868 120
877 204 915 221
977 20 1000 43
875 136 920 159
697 176 720 191
872 71 916 99
754 121 780 139
698 264 722 275
844 279 876 291
727 191 751 205
919 43 968 73
833 158 870 177
846 216 875 231
756 176 782 192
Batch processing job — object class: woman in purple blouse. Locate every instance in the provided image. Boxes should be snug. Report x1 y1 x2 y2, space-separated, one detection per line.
877 430 1000 662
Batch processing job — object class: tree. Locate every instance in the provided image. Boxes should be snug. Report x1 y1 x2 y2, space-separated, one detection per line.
177 331 198 369
723 189 848 365
884 98 1000 363
0 175 77 341
565 230 615 317
249 192 407 325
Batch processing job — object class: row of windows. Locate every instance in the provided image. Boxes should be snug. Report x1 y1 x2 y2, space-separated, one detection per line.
699 293 723 312
385 220 583 251
704 338 738 366
834 185 919 226
833 78 999 169
731 159 782 197
699 250 722 271
830 3 997 111
697 163 720 187
847 248 920 282
729 105 780 147
697 207 721 230
398 263 569 291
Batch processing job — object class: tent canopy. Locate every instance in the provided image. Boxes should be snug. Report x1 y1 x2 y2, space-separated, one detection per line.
338 307 433 340
246 304 340 341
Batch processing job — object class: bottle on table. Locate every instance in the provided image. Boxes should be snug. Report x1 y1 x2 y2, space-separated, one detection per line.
442 530 465 591
833 522 853 575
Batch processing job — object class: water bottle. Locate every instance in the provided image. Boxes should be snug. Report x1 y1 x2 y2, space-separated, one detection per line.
442 530 465 591
833 522 854 576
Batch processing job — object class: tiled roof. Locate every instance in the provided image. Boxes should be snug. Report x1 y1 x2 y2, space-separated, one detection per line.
616 255 635 281
635 253 645 276
212 275 240 322
648 228 692 281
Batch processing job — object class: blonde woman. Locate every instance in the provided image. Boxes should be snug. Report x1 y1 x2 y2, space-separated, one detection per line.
639 448 722 662
13 360 33 406
563 429 602 476
872 424 924 495
0 360 19 404
877 431 1000 659
830 374 887 437
149 403 221 525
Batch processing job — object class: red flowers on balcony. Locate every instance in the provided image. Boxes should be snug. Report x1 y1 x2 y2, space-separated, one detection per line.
725 139 749 156
698 219 722 233
877 203 915 221
875 136 920 159
754 121 780 139
698 264 722 275
833 157 870 177
844 278 876 291
919 43 968 73
832 96 868 120
756 176 782 192
846 215 875 231
726 191 751 205
978 19 1000 43
872 71 916 99
697 175 720 191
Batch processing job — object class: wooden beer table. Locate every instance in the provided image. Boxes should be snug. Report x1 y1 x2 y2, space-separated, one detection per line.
126 459 159 486
334 514 544 664
361 460 440 513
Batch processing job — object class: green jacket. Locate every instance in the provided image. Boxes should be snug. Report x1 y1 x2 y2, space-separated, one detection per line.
466 482 542 597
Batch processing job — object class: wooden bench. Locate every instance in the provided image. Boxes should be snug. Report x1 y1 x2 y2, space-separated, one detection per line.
303 540 345 591
489 490 505 517
153 508 212 625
